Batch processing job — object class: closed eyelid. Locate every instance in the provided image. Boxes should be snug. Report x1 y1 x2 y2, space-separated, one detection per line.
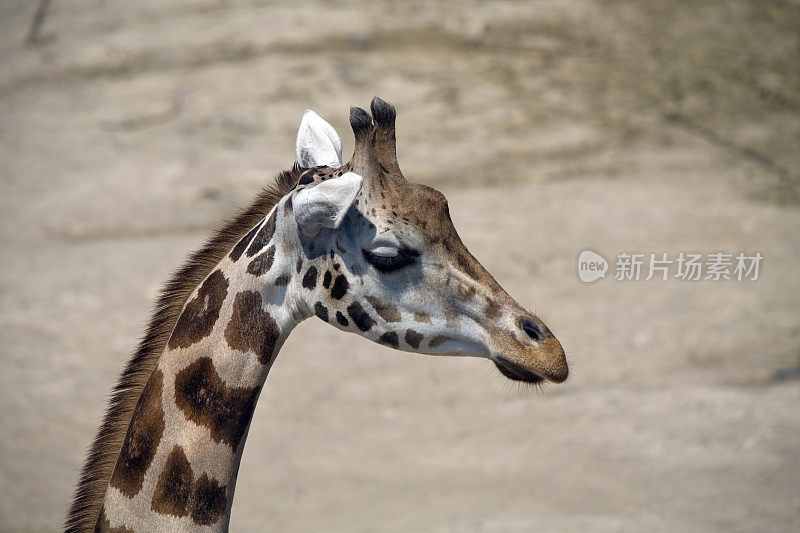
369 236 419 251
370 236 401 247
369 244 420 256
370 246 401 257
362 247 419 273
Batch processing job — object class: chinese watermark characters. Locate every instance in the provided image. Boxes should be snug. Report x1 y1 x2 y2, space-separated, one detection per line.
578 251 762 283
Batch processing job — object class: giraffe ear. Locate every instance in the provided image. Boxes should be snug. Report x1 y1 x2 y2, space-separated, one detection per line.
294 172 363 236
295 110 343 168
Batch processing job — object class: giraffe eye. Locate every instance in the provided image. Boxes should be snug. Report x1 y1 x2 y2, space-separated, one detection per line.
362 247 419 273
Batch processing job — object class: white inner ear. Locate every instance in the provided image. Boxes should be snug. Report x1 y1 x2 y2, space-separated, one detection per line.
294 172 363 237
295 110 343 168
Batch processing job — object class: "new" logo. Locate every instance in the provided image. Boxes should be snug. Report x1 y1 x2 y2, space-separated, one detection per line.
577 250 608 283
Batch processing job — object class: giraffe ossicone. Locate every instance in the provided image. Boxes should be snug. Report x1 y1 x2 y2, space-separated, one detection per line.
68 97 568 533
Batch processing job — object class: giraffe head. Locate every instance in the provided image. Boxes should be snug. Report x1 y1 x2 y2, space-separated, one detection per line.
281 98 567 384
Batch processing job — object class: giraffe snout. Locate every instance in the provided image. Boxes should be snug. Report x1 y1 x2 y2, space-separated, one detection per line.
534 336 569 383
492 314 568 384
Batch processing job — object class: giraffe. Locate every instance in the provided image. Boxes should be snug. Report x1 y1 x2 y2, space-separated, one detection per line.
66 98 568 532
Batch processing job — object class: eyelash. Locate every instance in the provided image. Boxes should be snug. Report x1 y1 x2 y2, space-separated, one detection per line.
362 248 420 273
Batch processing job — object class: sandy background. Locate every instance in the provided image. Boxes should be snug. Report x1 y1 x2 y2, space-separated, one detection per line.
1 0 799 531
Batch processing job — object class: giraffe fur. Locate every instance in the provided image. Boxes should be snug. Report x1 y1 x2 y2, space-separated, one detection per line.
69 98 568 532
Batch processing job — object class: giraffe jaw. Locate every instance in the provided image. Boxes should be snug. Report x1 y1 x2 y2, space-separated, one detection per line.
493 356 546 385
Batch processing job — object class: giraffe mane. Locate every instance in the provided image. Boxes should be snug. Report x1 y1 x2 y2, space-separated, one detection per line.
65 168 301 532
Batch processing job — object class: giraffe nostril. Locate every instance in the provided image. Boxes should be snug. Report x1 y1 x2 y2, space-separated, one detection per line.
520 317 544 342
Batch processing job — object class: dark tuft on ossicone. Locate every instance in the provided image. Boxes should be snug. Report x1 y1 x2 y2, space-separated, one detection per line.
350 106 373 138
370 97 396 128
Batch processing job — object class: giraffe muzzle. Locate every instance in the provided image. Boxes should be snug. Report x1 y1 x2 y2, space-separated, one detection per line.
491 315 568 384
493 336 568 384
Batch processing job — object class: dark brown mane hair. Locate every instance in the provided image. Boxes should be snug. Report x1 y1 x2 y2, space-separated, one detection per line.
65 168 300 532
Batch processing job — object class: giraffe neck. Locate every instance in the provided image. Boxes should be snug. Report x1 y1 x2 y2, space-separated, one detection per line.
98 200 309 532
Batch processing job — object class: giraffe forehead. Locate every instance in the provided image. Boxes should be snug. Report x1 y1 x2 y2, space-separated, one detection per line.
358 179 454 242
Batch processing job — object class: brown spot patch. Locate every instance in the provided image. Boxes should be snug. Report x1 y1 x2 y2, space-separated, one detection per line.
151 445 193 517
378 331 399 348
274 274 290 286
484 298 503 320
314 302 329 322
298 170 316 185
247 245 276 276
229 224 260 262
189 473 227 525
330 274 349 300
365 295 401 323
168 270 229 350
224 291 280 364
414 311 431 323
457 283 477 300
405 329 423 349
336 311 349 327
174 357 261 449
347 301 375 332
109 370 165 498
150 445 228 525
302 266 318 289
456 253 483 282
429 335 451 348
246 211 277 257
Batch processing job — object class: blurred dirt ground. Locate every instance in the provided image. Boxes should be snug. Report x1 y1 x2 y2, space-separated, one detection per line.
1 1 799 531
